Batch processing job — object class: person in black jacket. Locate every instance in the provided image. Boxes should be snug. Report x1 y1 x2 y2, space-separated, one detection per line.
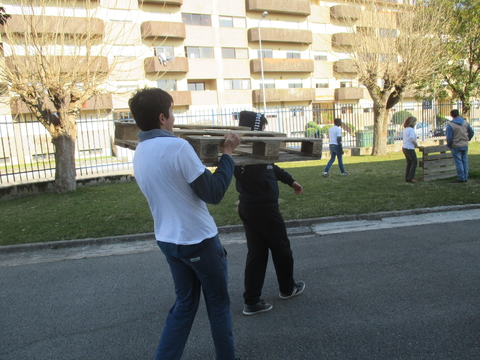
235 111 306 316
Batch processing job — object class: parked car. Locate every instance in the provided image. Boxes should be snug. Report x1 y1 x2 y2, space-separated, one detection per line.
393 122 432 140
414 122 432 138
433 126 446 137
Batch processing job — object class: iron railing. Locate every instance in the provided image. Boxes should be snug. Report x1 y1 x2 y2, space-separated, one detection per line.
1 101 478 185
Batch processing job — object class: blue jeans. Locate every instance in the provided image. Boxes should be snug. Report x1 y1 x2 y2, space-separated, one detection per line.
324 144 345 174
155 235 235 360
451 146 469 181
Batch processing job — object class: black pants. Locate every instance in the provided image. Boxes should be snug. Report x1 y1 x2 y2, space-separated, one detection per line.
238 206 295 305
402 148 417 181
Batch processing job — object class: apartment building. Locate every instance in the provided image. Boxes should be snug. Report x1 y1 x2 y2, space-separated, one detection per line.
1 0 417 119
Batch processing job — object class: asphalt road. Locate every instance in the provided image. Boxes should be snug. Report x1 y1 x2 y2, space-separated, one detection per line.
1 210 480 360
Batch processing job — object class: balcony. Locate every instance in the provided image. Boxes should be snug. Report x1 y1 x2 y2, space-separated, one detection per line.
141 21 186 40
171 91 192 106
144 57 189 74
250 58 314 73
333 59 357 75
335 87 368 101
332 33 364 48
82 94 113 110
248 28 312 45
330 5 362 21
246 0 311 16
11 94 113 114
139 0 182 5
5 56 109 74
252 88 315 103
1 15 104 38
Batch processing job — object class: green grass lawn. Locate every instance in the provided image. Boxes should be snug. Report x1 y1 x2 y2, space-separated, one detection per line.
1 143 479 246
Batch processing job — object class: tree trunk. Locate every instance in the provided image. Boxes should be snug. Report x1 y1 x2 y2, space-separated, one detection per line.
372 102 389 156
52 125 77 194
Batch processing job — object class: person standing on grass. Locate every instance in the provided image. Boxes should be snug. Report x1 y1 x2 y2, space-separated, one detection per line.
446 109 474 183
129 88 241 360
234 111 305 317
402 116 419 183
322 118 349 178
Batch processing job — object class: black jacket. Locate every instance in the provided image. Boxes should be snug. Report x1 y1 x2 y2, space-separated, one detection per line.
234 163 295 208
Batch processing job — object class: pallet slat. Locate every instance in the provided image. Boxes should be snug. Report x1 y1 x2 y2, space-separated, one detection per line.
418 145 456 181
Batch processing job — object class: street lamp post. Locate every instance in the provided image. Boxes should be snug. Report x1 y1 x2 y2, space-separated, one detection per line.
258 11 268 115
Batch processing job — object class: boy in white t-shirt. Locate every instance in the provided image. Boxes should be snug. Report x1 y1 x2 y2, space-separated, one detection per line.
129 88 241 360
322 118 349 177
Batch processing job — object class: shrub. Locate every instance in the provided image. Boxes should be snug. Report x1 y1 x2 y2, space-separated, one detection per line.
392 110 413 125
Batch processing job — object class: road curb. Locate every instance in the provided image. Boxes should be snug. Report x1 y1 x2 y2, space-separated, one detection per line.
2 204 480 254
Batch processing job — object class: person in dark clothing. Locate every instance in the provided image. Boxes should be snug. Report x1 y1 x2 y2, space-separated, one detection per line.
234 111 305 316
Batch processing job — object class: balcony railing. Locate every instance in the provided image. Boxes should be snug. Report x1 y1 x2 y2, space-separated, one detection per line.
246 0 311 16
333 59 358 75
252 88 315 103
1 15 104 38
250 58 314 73
144 57 189 74
330 5 362 21
335 87 368 101
248 28 312 44
141 21 186 40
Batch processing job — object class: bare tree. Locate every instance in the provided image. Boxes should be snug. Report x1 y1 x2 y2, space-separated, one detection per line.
333 1 449 155
0 0 151 193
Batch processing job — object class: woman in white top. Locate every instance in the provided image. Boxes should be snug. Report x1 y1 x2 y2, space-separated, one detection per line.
402 116 419 183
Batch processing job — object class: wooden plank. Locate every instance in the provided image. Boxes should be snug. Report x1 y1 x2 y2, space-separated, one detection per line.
423 165 457 175
418 145 450 155
174 129 286 138
174 124 251 130
420 158 456 168
114 138 138 151
423 152 453 161
422 171 457 182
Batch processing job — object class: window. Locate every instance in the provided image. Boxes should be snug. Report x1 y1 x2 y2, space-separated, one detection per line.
315 81 329 88
186 47 214 59
257 49 273 58
286 52 300 59
314 54 328 61
219 16 245 28
188 82 205 91
260 79 275 89
379 28 398 38
340 80 352 88
224 79 251 90
182 13 212 26
157 79 177 91
288 79 303 88
222 48 248 59
155 46 174 58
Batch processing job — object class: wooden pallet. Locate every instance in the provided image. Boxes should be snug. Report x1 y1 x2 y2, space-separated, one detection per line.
114 122 322 166
186 136 323 166
418 145 456 181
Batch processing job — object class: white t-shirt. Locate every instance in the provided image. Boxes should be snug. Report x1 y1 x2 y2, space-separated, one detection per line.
329 125 342 145
133 136 218 245
402 127 416 150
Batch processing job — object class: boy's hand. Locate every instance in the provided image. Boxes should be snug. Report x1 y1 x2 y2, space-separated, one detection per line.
292 181 303 195
222 132 242 156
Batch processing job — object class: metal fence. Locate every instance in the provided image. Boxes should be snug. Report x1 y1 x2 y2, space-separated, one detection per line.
1 100 478 185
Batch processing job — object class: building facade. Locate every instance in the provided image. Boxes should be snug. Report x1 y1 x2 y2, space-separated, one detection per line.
1 0 419 120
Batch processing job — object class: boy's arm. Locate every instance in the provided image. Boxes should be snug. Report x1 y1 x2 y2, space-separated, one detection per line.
189 132 241 204
190 155 234 205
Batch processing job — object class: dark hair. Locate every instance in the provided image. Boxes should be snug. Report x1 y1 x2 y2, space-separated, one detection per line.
450 109 460 118
403 116 417 128
334 118 342 126
128 88 173 131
